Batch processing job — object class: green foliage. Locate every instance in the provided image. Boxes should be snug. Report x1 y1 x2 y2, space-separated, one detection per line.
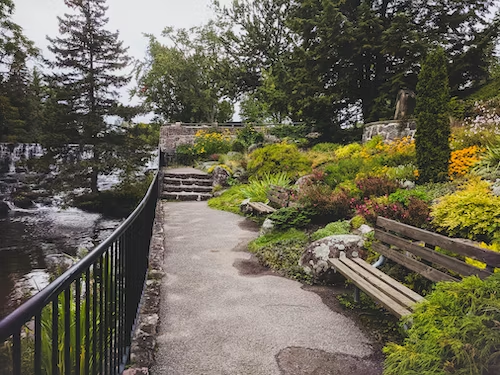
384 273 500 375
384 164 418 182
207 184 248 214
350 215 366 230
236 125 264 148
311 220 351 241
415 48 451 183
248 229 311 282
431 179 500 243
389 188 431 206
268 207 312 231
472 143 500 180
311 143 340 153
247 142 312 179
240 172 291 202
323 158 364 188
269 124 310 140
72 174 153 218
135 22 236 123
193 129 232 157
175 143 196 165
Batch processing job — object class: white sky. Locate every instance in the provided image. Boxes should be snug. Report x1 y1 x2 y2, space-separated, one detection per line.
12 0 236 119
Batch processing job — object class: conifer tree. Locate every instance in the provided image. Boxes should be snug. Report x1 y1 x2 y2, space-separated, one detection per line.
415 48 451 183
47 0 130 193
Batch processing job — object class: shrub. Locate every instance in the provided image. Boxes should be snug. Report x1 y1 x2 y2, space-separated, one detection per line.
383 273 500 375
472 143 500 180
231 140 246 152
175 143 196 165
236 125 264 148
415 48 451 183
389 187 431 206
248 229 311 282
323 158 364 188
298 183 351 221
384 164 418 182
311 142 341 153
350 215 366 229
193 129 232 157
268 207 312 230
431 179 500 243
247 142 312 179
269 124 310 140
384 136 416 167
334 143 362 159
449 145 483 179
239 172 291 202
356 176 399 198
354 196 430 228
311 220 351 241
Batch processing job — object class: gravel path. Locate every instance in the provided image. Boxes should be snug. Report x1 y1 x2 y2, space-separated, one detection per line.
152 201 382 375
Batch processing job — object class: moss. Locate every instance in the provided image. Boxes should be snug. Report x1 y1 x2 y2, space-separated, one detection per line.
311 220 351 241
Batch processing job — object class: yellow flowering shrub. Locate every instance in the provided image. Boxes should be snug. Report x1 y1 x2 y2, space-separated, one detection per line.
334 143 362 159
207 164 233 174
448 145 483 179
193 129 232 157
305 150 336 169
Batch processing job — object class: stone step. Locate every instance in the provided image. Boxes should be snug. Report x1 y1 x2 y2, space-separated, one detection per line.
163 184 213 193
163 177 213 187
164 172 211 180
161 192 212 201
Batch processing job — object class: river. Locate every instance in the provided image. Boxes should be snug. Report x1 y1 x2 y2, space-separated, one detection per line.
0 143 154 319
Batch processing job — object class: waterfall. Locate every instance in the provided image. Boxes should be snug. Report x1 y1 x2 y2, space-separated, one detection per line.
0 143 44 174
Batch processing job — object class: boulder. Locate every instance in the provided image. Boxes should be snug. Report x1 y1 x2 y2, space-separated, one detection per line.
0 201 10 215
358 224 374 235
300 234 364 283
260 218 275 235
239 198 252 214
212 166 230 187
295 174 314 191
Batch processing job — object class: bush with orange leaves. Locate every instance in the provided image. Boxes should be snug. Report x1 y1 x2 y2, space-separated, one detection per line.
448 145 483 179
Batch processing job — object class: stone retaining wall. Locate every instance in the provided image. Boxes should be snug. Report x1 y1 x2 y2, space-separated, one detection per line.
362 120 416 143
125 201 165 375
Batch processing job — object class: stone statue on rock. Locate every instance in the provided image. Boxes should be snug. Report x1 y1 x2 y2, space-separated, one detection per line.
394 89 416 120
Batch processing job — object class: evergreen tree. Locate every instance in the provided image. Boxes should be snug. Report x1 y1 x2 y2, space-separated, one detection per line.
47 0 131 193
415 48 451 183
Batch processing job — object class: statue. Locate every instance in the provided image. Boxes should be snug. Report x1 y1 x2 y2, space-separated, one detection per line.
394 89 416 120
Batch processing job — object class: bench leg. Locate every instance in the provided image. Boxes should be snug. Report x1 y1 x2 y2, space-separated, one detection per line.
353 286 360 303
372 255 386 268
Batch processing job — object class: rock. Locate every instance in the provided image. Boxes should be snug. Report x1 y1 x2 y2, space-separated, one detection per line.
358 224 373 235
260 218 275 235
300 234 365 283
212 166 231 187
401 180 415 189
492 180 500 196
0 201 10 215
295 174 314 190
239 198 252 214
12 196 34 209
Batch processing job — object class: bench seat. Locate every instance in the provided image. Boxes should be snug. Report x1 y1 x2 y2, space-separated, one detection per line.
247 201 276 214
329 255 424 318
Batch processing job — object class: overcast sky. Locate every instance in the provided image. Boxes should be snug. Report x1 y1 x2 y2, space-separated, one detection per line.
12 0 235 116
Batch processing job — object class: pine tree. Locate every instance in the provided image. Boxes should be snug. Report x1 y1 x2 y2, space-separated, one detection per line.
47 0 130 193
415 48 451 183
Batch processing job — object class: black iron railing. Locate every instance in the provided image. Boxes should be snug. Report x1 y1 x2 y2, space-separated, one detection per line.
0 171 160 375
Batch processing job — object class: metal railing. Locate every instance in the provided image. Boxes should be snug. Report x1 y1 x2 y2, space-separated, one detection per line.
0 171 160 375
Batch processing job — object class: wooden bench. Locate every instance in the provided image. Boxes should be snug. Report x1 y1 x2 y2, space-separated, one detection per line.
247 185 292 214
329 216 500 318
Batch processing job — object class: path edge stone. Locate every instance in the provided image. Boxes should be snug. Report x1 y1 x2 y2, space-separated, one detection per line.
128 200 165 374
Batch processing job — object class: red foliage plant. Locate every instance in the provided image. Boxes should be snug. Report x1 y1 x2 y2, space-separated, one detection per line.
298 182 351 221
356 176 399 198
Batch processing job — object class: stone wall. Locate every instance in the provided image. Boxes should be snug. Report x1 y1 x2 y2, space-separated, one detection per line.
362 120 416 143
160 124 239 156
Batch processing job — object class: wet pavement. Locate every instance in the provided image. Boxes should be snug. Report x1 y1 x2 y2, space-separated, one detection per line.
153 201 383 375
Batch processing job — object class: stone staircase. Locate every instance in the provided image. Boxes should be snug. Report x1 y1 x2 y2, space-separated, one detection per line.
161 169 213 201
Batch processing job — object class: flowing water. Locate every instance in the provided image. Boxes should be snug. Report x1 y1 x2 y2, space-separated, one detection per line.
0 143 155 319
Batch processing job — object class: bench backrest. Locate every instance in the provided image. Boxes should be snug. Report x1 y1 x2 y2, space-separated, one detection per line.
267 185 291 208
374 216 500 282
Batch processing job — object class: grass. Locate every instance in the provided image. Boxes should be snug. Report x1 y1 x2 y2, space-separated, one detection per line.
207 185 247 214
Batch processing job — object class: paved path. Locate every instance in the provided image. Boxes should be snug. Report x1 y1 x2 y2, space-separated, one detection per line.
153 201 382 375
